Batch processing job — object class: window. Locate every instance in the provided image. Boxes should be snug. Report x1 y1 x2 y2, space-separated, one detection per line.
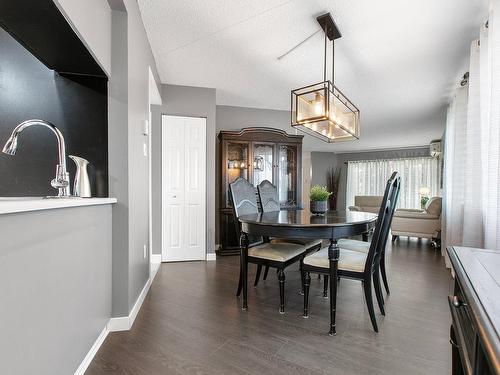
346 157 440 209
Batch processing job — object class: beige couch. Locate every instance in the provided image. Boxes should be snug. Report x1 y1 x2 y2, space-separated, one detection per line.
391 197 442 245
348 196 383 213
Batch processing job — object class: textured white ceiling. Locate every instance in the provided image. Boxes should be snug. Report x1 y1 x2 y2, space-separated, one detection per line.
138 0 488 152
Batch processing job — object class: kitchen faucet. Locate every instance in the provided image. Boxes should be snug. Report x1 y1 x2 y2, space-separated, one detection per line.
2 119 71 197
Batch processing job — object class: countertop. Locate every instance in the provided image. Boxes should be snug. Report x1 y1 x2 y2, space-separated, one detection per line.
0 197 117 215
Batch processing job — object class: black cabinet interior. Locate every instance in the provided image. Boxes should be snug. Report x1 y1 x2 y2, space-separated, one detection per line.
0 0 108 197
0 0 106 78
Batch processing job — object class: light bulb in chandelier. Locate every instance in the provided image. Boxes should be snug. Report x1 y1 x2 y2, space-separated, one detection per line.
313 92 324 116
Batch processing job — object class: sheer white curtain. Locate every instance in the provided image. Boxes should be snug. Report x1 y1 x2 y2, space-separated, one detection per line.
346 157 440 209
444 2 500 254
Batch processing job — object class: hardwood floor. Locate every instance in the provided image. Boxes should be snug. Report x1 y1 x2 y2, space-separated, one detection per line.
87 238 453 375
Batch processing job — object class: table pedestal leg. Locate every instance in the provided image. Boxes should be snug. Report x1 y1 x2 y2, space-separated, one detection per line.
328 238 339 336
240 233 249 310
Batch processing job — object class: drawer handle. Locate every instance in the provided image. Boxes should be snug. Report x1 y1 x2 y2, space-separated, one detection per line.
452 295 467 308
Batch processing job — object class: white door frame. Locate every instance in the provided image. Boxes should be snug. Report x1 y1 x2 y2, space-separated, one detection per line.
148 67 162 276
161 114 207 262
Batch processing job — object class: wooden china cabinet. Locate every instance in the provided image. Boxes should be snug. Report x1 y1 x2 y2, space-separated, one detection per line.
218 127 304 255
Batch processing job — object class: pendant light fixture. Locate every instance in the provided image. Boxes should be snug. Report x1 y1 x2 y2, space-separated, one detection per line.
291 13 360 142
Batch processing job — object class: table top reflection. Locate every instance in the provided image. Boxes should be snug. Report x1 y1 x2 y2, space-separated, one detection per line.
238 209 377 228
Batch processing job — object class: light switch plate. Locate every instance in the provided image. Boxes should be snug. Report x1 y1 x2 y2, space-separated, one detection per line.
142 120 149 136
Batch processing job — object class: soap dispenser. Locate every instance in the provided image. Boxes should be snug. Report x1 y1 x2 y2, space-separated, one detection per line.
69 155 91 197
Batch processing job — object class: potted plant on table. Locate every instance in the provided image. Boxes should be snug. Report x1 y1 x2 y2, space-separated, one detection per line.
309 185 332 215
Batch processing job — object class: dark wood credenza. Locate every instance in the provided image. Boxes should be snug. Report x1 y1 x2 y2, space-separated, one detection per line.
447 246 500 375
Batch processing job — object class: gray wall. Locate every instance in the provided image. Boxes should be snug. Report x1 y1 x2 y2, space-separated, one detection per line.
151 84 217 255
216 105 290 131
311 152 339 187
0 205 112 375
108 7 129 317
107 0 162 316
123 0 161 314
311 147 430 211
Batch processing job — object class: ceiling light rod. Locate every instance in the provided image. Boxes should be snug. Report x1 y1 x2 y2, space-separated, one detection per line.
316 13 341 84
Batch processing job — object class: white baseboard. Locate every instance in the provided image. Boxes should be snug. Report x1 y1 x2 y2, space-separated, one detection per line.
206 253 216 261
108 278 151 332
107 316 129 332
151 254 162 279
74 325 108 375
151 253 161 264
76 277 153 373
129 278 151 327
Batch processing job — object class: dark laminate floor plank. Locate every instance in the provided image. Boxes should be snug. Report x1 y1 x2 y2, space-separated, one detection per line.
86 238 453 375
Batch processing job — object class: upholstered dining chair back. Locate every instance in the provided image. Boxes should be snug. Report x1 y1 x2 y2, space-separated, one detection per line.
230 178 259 218
363 172 400 274
257 180 280 213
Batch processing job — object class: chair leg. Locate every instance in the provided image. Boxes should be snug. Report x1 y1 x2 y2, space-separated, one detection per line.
380 254 390 295
236 266 242 296
303 272 311 318
254 265 262 287
278 269 286 314
373 269 385 316
263 266 269 280
323 275 329 298
362 232 369 242
299 258 305 295
363 279 379 332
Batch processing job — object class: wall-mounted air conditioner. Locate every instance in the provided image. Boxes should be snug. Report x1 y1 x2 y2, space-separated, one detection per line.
430 140 441 158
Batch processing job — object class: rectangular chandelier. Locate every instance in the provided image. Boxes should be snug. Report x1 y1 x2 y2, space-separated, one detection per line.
291 80 359 142
290 13 360 143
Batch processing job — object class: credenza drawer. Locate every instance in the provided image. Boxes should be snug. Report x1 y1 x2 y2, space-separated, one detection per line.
449 293 474 375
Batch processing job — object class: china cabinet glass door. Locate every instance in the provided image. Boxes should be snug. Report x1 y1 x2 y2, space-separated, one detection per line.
252 143 275 186
226 142 249 184
278 144 298 206
225 141 249 206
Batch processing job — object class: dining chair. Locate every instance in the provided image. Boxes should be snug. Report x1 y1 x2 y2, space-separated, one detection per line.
256 180 322 287
301 172 400 332
230 177 308 313
338 172 401 295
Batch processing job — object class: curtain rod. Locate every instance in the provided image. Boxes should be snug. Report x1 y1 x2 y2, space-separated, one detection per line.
343 156 435 165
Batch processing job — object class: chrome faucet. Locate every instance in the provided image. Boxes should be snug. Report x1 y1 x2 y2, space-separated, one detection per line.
2 119 71 197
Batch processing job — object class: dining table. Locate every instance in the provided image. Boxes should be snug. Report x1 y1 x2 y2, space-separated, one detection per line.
238 208 378 335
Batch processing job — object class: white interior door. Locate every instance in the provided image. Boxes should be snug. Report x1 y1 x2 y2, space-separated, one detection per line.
161 115 206 262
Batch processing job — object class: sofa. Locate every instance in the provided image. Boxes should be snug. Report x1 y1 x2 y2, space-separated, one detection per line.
391 197 442 246
348 196 383 214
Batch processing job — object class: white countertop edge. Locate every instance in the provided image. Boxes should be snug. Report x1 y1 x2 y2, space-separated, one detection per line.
0 197 117 215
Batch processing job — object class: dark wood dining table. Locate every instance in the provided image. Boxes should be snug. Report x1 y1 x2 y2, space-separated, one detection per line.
238 209 377 335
